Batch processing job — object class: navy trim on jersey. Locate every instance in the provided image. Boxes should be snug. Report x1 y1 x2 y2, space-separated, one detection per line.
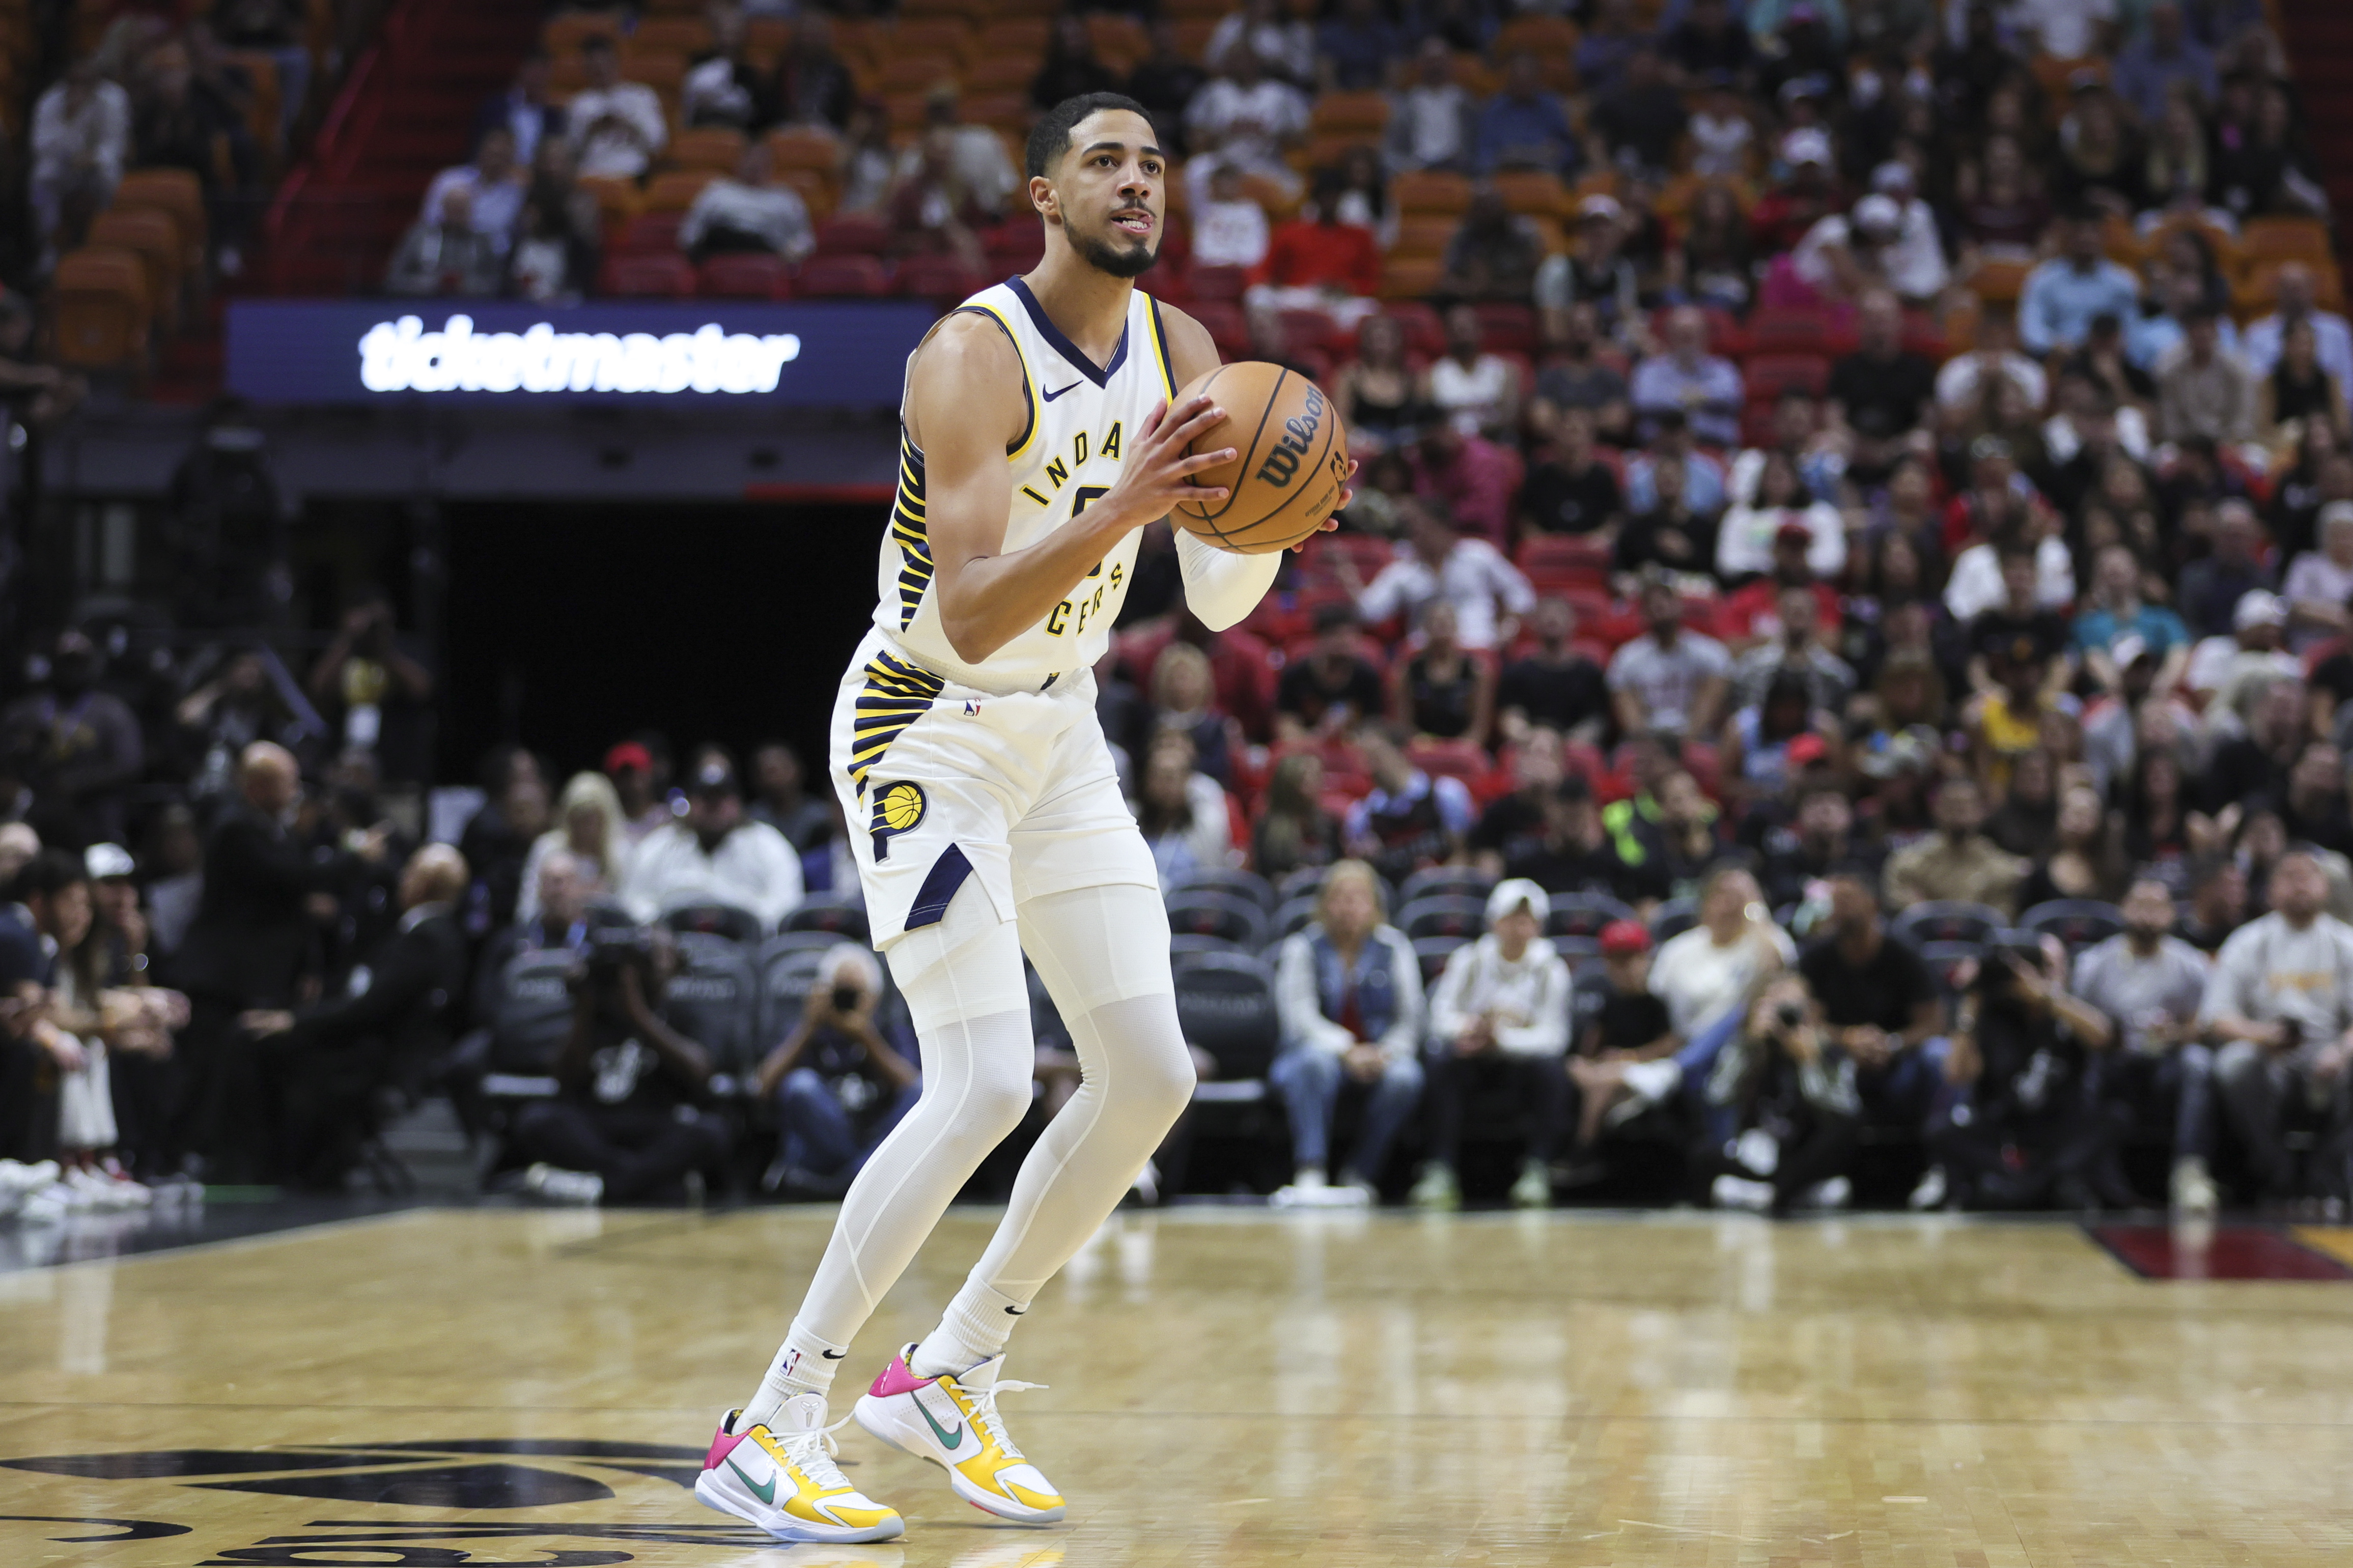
950 305 1035 456
1007 275 1128 387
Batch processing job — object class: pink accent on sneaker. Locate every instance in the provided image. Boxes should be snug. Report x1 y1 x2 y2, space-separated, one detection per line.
703 1416 750 1472
866 1347 933 1400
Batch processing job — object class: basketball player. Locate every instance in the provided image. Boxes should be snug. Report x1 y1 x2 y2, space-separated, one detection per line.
695 94 1348 1543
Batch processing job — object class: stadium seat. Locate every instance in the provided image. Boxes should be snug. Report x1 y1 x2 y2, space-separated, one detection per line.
488 951 578 1075
669 127 746 173
1169 933 1253 972
1398 894 1486 940
755 936 845 1046
1918 940 1987 996
1393 170 1473 215
85 208 182 329
795 253 891 297
1414 934 1469 986
643 172 716 212
1490 169 1565 217
603 253 698 298
1166 889 1270 950
1473 302 1537 354
1186 264 1246 302
1383 301 1446 356
543 12 624 54
2020 900 2124 952
1171 952 1281 1080
814 213 891 256
576 175 647 224
1381 256 1446 300
894 253 986 303
785 895 871 939
1171 866 1275 913
1891 901 2005 949
617 211 687 254
665 931 760 1069
633 15 715 53
766 127 845 174
52 248 151 369
1742 353 1830 399
1272 892 1323 940
662 903 763 944
1545 892 1633 941
1391 214 1459 258
976 17 1050 55
1310 91 1390 136
698 252 793 299
1405 738 1491 793
1188 300 1250 357
112 168 207 267
1398 865 1496 905
1649 898 1699 943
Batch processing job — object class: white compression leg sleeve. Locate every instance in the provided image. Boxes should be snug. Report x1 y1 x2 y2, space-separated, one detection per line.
912 883 1192 1374
743 883 1032 1426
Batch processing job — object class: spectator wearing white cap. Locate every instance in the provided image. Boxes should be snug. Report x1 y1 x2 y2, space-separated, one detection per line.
620 747 803 932
2281 502 2353 653
1801 192 1934 307
1412 879 1573 1211
2185 590 2302 719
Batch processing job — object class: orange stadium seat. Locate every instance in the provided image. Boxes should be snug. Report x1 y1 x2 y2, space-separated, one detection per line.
603 253 698 297
670 128 747 174
53 248 152 369
84 208 182 330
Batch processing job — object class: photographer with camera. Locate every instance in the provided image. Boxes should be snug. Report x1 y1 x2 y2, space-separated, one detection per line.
2202 851 2353 1207
753 944 920 1198
511 923 731 1205
1691 974 1863 1213
306 588 435 790
1928 933 2124 1209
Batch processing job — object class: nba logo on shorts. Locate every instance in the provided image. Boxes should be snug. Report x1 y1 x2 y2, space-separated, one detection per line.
871 781 928 863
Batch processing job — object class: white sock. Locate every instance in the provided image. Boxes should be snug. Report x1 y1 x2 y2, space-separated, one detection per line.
910 1277 1028 1378
743 1318 851 1428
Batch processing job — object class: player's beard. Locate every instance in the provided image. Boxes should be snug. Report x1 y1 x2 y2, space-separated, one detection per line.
1069 217 1159 278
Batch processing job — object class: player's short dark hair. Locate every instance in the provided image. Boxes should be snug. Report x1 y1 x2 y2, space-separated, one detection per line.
1025 92 1153 180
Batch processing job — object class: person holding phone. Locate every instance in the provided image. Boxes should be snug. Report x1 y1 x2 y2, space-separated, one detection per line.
754 944 921 1197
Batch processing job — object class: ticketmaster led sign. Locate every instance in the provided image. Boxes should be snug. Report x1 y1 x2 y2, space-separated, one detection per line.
228 299 938 406
360 315 802 394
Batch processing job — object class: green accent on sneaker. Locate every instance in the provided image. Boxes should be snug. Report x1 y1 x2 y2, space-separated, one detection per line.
724 1455 776 1505
916 1392 966 1452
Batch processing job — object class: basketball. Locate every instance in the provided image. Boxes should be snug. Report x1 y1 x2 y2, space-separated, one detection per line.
1170 361 1351 554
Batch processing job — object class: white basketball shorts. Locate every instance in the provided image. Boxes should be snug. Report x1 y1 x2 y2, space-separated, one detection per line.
827 629 1158 949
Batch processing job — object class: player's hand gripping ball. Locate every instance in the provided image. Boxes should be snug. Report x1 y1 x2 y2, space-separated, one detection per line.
1169 361 1351 554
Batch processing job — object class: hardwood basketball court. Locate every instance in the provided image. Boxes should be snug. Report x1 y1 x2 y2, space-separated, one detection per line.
3 1205 2350 1566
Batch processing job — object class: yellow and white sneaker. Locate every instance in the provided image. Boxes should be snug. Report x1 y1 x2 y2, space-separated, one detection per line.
695 1396 904 1544
853 1344 1066 1524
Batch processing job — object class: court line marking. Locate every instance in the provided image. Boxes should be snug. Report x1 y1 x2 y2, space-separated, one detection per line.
0 1205 437 1276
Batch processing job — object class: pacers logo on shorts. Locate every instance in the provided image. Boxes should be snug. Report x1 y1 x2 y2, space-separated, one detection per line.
870 780 928 863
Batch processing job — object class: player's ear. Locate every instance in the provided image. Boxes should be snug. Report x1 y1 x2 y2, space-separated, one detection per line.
1030 174 1059 227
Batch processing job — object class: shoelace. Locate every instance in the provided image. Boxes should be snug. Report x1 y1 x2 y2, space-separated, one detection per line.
961 1377 1047 1459
777 1413 857 1489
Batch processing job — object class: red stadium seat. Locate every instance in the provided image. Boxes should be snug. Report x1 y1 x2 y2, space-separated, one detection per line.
1743 353 1831 399
617 212 687 255
1189 264 1247 302
698 253 793 299
1473 302 1537 354
813 214 891 257
895 254 986 303
1187 300 1250 357
1383 301 1446 357
795 254 891 297
602 253 698 298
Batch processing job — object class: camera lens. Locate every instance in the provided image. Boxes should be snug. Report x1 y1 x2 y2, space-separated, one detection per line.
1776 1002 1804 1028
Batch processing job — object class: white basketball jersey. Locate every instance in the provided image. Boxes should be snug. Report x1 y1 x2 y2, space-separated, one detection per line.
871 277 1179 693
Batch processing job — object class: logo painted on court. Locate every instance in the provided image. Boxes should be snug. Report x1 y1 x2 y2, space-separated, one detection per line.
870 781 928 863
0 1443 783 1562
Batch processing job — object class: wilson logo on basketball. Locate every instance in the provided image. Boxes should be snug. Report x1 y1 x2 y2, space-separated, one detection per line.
1254 386 1326 488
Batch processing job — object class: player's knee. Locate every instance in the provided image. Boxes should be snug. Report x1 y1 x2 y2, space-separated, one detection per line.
961 1062 1036 1143
1118 1036 1198 1131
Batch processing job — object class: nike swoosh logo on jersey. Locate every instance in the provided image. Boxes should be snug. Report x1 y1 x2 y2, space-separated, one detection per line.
1043 380 1082 401
724 1455 776 1505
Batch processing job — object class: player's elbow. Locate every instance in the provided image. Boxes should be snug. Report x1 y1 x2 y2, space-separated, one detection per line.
937 602 1002 666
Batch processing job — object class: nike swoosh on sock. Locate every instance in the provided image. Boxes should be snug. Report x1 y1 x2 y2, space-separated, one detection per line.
821 1349 846 1358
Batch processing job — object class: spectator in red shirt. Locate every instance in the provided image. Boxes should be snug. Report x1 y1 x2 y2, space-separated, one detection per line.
1409 420 1524 547
1716 525 1844 654
1244 169 1383 336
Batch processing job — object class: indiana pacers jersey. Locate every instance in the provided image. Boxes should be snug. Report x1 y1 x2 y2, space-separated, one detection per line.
871 277 1179 695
